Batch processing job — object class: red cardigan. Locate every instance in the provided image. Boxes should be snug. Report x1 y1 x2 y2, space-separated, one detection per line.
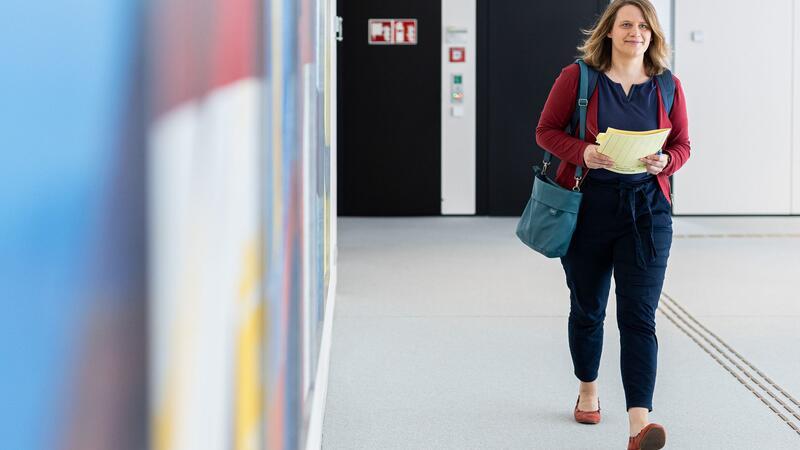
535 63 691 205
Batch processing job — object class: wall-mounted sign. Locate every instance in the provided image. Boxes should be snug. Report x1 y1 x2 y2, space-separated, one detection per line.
445 26 468 44
450 73 464 104
368 19 418 45
449 47 465 63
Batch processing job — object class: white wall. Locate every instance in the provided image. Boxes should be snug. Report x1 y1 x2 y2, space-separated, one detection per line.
672 0 799 214
650 0 673 51
441 0 477 215
793 0 800 214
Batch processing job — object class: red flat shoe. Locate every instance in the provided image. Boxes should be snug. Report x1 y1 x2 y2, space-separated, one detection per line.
573 395 601 424
627 423 666 450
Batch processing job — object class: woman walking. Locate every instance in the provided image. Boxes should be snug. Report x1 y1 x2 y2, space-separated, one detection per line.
535 1 690 448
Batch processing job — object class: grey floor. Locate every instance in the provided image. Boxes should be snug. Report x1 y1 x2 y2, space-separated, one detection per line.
322 217 800 449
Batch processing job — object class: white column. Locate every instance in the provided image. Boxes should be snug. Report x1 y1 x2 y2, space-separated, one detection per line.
441 0 477 215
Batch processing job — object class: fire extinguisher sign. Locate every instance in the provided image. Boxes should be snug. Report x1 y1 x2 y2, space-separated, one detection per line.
368 19 418 45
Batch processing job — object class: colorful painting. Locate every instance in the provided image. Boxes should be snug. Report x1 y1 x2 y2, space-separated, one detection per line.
1 0 334 447
150 0 334 448
0 1 147 449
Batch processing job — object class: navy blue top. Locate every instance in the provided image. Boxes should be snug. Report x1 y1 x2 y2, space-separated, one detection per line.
589 72 659 182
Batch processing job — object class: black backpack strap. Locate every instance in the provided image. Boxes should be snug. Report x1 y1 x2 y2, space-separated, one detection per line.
655 69 675 117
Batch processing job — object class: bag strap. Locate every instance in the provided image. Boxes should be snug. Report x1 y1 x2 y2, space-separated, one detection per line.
542 59 591 189
566 61 598 142
655 69 675 117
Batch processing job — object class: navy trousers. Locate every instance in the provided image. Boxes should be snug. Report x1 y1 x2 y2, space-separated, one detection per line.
560 174 673 412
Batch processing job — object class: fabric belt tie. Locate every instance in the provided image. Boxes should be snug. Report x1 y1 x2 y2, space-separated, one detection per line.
616 181 657 270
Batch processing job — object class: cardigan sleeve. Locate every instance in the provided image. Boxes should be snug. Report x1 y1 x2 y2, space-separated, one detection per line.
661 75 691 176
535 64 590 167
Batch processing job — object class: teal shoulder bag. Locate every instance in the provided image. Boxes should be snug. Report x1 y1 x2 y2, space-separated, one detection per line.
515 60 591 257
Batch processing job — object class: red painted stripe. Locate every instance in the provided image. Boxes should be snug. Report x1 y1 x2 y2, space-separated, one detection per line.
299 0 313 65
151 0 259 117
209 0 259 89
151 0 201 115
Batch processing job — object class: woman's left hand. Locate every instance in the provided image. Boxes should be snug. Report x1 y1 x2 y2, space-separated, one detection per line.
639 153 668 175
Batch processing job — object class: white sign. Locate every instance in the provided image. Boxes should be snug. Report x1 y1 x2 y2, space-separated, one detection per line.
445 26 468 44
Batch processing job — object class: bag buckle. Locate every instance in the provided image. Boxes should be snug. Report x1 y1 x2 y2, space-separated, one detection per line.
577 99 588 107
573 177 582 192
541 161 550 175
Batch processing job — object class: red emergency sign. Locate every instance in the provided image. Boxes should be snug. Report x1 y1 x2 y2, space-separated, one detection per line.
449 47 465 63
368 19 418 45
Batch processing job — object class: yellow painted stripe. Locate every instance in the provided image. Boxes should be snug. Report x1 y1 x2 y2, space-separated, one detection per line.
238 242 260 301
152 221 204 450
234 304 264 450
153 373 177 450
235 240 263 450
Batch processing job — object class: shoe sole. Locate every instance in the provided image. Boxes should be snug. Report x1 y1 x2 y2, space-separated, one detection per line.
639 426 666 450
574 416 600 425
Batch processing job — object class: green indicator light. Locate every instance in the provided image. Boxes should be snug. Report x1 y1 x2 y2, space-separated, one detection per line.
453 75 462 84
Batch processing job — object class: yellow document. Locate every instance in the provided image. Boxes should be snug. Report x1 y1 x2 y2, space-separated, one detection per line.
594 127 671 174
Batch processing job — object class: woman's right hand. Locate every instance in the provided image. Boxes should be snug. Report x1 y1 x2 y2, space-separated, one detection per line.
583 144 615 169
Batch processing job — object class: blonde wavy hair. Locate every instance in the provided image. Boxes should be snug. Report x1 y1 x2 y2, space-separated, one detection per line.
577 0 671 76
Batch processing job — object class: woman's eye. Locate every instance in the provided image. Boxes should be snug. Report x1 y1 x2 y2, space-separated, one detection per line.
639 24 649 29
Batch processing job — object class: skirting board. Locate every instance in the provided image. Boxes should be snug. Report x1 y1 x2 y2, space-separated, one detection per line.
303 265 338 450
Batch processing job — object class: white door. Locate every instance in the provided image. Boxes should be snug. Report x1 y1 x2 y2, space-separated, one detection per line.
673 0 795 214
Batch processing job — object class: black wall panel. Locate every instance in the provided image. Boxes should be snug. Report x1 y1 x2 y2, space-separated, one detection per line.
337 0 442 216
477 0 606 216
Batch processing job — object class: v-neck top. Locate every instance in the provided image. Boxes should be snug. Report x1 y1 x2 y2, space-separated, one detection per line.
590 72 659 182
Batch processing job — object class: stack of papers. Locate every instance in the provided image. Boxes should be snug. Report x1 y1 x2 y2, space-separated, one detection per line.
595 127 671 174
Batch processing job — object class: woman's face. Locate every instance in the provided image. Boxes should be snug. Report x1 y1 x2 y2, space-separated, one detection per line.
607 4 652 59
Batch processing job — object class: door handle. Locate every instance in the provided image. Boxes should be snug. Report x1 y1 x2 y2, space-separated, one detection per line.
336 16 343 42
